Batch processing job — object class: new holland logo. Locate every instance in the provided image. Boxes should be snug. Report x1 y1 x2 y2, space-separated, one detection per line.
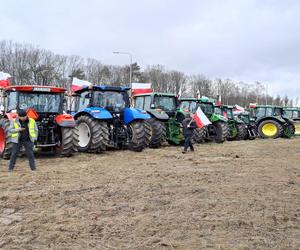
33 87 51 92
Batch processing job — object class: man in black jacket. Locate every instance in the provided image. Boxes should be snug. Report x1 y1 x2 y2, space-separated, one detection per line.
182 113 197 153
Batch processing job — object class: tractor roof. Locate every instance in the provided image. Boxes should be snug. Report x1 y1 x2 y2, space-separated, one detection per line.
222 105 234 109
283 107 300 111
198 96 216 103
252 105 282 108
4 85 66 93
179 97 197 101
134 92 176 97
75 85 130 93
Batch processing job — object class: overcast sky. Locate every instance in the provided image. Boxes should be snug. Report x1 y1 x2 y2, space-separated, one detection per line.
1 0 300 98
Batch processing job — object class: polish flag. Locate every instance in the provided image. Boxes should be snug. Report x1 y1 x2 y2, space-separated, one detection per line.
193 107 212 128
71 77 92 92
132 83 152 95
0 72 11 88
233 104 245 115
217 95 222 106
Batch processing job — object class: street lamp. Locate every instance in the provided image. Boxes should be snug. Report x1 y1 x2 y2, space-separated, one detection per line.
113 51 133 89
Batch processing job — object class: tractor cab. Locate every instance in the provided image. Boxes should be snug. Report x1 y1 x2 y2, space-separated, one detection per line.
0 85 77 158
72 85 130 115
179 98 197 113
221 105 235 120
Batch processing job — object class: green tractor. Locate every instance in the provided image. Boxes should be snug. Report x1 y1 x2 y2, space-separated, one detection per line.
133 92 186 147
236 111 257 140
249 105 295 139
179 97 229 143
220 105 247 140
283 107 300 135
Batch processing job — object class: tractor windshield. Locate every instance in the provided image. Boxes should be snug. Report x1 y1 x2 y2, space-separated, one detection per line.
93 91 129 110
7 91 62 113
154 96 176 111
214 106 222 115
179 101 197 113
199 103 214 115
223 108 234 119
240 114 250 124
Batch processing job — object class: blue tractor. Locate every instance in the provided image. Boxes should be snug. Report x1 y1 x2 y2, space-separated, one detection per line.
71 85 151 152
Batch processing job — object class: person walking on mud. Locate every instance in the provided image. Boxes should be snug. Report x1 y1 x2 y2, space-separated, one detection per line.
182 113 197 154
8 109 38 172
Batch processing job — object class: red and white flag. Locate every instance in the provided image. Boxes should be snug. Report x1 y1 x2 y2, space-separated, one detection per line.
132 83 152 95
71 77 92 92
233 104 245 115
193 107 211 128
0 71 11 88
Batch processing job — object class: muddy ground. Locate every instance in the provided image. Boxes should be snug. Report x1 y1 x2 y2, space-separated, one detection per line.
0 138 299 250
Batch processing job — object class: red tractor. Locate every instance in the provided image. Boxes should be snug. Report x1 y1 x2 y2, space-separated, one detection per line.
0 85 78 159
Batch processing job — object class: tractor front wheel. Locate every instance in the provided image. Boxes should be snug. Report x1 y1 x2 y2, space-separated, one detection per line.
192 127 206 143
214 121 228 143
144 118 166 148
0 119 13 159
76 116 109 152
56 127 78 157
258 120 283 139
236 123 247 140
128 121 146 152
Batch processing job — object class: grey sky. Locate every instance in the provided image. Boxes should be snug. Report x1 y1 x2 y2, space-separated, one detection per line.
1 0 300 98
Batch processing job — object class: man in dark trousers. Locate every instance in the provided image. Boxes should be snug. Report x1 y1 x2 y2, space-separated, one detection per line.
182 113 197 153
8 109 38 172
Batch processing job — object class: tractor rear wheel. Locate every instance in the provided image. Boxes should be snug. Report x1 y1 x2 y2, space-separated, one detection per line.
76 115 109 152
192 127 206 143
56 127 78 157
0 119 13 159
258 120 283 139
128 121 146 152
145 118 166 148
236 123 247 140
214 121 228 143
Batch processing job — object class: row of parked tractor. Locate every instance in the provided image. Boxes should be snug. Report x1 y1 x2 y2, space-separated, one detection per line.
0 84 299 159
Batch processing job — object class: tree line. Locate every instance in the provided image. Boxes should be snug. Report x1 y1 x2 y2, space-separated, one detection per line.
0 40 297 107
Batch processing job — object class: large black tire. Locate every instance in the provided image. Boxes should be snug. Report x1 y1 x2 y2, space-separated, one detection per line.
282 124 295 138
0 119 13 159
76 115 109 153
56 127 79 157
128 121 146 152
214 121 228 143
192 127 206 143
236 123 248 140
145 118 166 148
257 120 283 139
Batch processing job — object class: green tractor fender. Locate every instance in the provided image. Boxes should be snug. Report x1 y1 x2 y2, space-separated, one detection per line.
147 109 169 121
256 116 285 127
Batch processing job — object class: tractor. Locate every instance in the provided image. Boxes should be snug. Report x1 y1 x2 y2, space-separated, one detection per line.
220 105 247 140
71 85 150 152
283 107 300 135
133 92 187 146
236 111 257 140
179 97 229 143
0 85 78 159
249 104 295 139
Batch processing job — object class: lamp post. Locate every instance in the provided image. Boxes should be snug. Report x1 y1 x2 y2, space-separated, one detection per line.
113 51 133 89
